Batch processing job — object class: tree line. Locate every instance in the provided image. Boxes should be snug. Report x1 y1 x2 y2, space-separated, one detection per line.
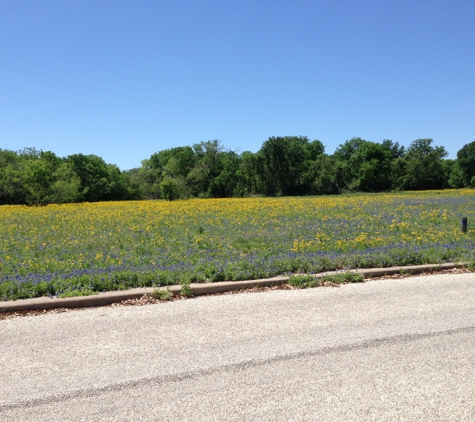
2 137 475 205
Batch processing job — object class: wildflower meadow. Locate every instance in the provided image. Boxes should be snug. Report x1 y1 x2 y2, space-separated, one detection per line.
1 190 475 301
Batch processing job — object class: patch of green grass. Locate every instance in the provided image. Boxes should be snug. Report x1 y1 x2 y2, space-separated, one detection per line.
232 236 267 252
180 280 193 297
150 288 173 301
288 271 364 289
57 289 99 298
287 274 319 288
320 271 364 284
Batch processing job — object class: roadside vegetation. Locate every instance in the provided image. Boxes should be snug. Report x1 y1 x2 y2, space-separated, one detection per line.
288 272 364 288
1 190 475 301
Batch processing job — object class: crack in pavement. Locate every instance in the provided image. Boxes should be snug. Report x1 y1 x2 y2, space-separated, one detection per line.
2 324 474 412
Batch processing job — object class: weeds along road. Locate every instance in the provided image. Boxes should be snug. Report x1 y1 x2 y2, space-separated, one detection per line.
1 273 475 421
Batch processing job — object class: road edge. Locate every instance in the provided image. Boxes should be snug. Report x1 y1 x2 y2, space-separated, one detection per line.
0 262 468 312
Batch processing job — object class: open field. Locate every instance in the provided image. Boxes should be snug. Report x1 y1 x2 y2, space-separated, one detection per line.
2 190 475 301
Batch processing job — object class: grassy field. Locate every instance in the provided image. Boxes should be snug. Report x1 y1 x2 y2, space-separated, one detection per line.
1 190 475 301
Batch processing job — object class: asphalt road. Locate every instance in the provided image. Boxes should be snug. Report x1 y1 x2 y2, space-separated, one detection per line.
1 273 475 421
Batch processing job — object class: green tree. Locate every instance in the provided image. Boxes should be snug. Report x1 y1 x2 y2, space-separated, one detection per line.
208 150 242 197
159 177 181 200
131 159 162 199
102 164 130 200
0 149 26 204
381 139 405 158
50 163 81 203
454 141 475 186
257 136 323 196
120 167 145 200
66 154 111 202
150 146 194 178
186 140 241 198
307 154 340 195
147 146 196 199
333 138 393 191
22 151 64 205
22 159 54 204
233 151 260 196
398 139 448 190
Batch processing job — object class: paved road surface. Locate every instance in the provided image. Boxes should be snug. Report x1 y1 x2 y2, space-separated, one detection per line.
1 273 475 421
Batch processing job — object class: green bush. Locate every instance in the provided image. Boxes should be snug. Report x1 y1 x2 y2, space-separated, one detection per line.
57 289 98 298
151 288 173 301
287 271 364 289
320 272 364 284
287 275 319 288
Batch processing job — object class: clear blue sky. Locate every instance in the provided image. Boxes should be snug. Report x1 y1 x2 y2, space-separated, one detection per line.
1 1 474 170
